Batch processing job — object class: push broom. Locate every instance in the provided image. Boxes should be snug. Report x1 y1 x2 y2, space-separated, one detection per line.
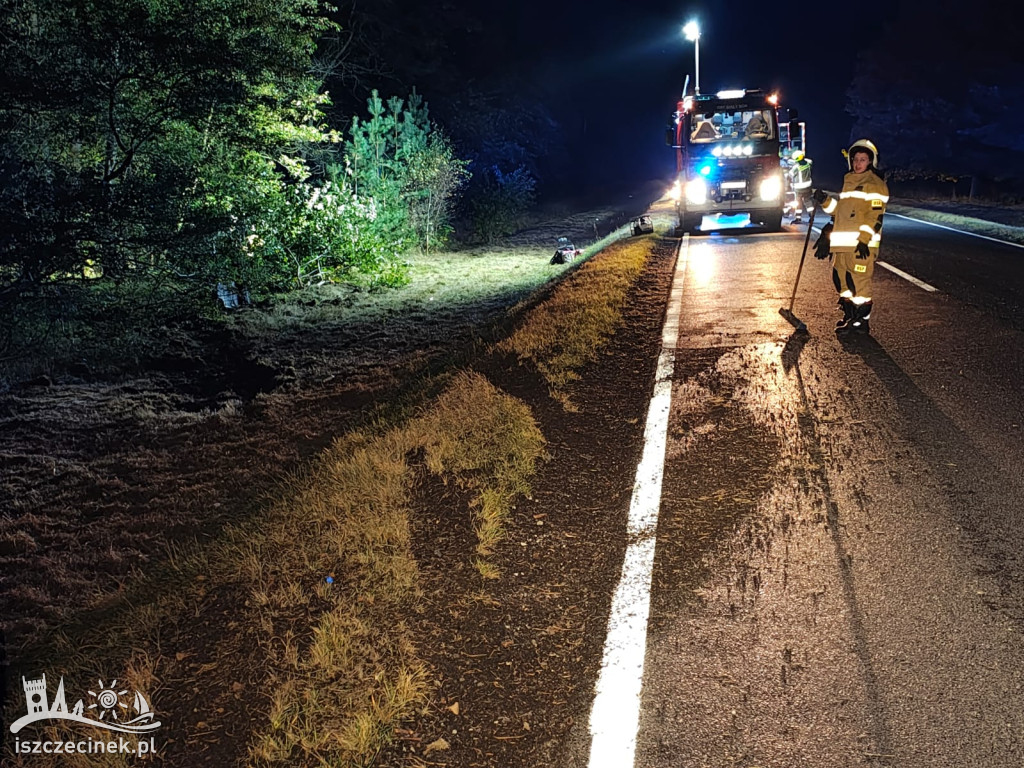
779 200 817 333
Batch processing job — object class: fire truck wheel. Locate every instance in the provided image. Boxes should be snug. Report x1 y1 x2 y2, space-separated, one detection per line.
679 213 703 235
761 212 783 232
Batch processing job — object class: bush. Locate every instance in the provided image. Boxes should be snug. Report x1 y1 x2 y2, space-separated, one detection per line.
469 165 537 242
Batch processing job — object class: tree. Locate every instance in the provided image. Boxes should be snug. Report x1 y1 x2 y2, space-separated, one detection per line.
469 166 537 243
439 85 563 184
405 132 470 252
846 0 1024 190
0 0 336 298
344 89 469 252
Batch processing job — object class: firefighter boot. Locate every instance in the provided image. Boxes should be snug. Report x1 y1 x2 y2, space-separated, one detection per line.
849 300 873 334
835 298 855 331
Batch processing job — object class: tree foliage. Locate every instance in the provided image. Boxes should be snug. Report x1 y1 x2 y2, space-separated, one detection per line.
433 86 562 241
469 166 537 243
0 0 550 348
404 131 470 252
345 89 469 252
0 0 429 304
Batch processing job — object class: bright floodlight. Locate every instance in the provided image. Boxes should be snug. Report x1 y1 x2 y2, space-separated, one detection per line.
683 21 701 94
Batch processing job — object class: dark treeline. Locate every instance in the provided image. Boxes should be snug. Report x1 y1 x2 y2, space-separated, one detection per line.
847 0 1024 199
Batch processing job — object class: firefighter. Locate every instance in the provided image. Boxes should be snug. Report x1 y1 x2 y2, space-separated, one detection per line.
812 139 889 334
788 149 813 222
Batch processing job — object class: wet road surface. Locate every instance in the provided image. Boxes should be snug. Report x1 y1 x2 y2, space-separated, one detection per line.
584 216 1024 767
880 213 1024 329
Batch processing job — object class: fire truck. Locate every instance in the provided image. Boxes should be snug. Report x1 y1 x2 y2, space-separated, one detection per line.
668 89 798 234
779 116 806 158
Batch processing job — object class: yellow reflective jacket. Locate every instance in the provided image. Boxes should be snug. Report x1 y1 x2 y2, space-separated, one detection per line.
789 158 813 189
819 170 889 254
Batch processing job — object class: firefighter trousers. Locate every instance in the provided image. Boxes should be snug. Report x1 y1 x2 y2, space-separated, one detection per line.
832 250 876 299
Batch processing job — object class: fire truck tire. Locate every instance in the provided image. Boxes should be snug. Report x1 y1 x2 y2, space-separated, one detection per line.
761 211 783 232
679 213 703 235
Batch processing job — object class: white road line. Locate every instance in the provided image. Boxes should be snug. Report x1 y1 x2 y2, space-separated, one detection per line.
809 224 939 293
889 212 1024 249
876 261 938 292
586 235 688 768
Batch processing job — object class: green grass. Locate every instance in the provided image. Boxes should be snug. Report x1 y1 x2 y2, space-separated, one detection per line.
0 247 586 389
232 248 576 337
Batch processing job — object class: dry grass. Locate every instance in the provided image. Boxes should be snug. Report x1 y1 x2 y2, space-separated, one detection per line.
231 370 544 766
3 370 545 768
414 371 547 569
3 614 175 768
497 236 655 408
237 420 422 767
3 215 638 767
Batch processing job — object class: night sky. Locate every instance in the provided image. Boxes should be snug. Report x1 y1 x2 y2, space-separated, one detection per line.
436 0 864 192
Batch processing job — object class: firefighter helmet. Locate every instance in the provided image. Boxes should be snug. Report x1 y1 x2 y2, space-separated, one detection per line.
791 149 805 162
846 139 879 170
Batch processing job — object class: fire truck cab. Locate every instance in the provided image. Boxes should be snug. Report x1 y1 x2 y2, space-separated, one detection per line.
669 89 787 234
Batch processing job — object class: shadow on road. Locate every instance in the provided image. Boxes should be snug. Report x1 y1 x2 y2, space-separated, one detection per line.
787 346 896 763
836 332 1024 626
780 329 809 373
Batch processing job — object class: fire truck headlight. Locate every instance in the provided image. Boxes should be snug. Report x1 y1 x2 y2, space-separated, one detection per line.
685 178 708 205
669 181 681 201
759 175 782 201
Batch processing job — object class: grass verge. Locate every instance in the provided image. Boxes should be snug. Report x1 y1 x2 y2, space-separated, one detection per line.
889 203 1024 246
3 371 545 768
0 246 576 390
4 222 645 766
241 370 544 764
497 236 655 408
228 248 573 339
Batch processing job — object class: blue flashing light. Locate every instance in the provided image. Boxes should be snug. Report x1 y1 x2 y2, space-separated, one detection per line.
699 163 713 177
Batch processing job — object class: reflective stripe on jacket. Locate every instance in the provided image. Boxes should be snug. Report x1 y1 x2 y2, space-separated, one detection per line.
790 159 813 189
819 170 889 254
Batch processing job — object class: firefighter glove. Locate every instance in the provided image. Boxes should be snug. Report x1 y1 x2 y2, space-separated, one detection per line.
856 241 870 260
811 188 827 206
813 223 832 260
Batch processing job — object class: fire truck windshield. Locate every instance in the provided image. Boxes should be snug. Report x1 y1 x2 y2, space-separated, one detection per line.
688 108 776 144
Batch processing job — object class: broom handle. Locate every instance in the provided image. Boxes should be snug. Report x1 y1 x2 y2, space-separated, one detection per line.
787 199 817 312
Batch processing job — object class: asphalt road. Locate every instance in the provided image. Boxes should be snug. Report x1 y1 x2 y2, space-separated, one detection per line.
582 208 1024 767
881 213 1024 330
